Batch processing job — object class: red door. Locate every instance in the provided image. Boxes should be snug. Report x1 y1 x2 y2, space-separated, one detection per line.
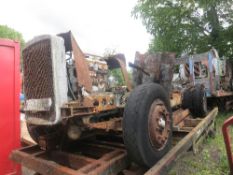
0 39 20 175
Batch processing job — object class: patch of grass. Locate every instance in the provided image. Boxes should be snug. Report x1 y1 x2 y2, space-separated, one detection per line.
169 111 233 175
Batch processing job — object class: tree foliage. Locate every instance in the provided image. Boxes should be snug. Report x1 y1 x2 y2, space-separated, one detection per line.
103 48 125 85
108 68 125 86
133 0 233 58
0 25 25 47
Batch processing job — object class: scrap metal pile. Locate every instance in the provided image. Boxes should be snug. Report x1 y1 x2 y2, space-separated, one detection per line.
20 30 230 171
176 49 233 111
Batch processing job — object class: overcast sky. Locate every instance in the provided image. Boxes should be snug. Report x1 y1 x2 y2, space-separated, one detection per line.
0 0 151 63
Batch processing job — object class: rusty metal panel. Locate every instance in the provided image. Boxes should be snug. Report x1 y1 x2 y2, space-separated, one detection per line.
58 31 92 92
132 52 175 93
71 34 92 92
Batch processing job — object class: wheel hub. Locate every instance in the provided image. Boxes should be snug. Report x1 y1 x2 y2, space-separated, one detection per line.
158 118 166 128
148 99 170 150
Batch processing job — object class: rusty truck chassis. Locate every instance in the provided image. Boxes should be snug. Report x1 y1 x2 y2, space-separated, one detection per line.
11 108 218 175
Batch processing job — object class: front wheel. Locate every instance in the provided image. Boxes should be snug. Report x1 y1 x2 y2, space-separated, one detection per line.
192 84 207 117
123 83 172 167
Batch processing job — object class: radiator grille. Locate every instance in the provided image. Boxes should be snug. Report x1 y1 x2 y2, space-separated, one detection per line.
23 39 55 121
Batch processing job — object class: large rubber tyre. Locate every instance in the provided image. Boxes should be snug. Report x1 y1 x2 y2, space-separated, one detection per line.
123 83 172 167
181 88 193 110
192 84 207 117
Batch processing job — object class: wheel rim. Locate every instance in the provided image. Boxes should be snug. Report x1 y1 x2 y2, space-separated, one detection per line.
148 99 171 150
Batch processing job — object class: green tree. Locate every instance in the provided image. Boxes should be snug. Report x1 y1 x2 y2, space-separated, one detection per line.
0 25 25 67
108 68 125 86
0 25 25 48
133 0 233 58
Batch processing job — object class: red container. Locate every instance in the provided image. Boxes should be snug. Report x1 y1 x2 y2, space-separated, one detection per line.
0 39 20 175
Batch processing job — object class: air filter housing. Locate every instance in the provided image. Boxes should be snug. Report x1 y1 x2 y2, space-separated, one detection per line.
23 35 68 125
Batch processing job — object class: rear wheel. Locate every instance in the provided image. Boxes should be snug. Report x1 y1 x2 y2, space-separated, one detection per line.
181 84 207 118
123 83 172 167
192 84 207 117
181 88 193 110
